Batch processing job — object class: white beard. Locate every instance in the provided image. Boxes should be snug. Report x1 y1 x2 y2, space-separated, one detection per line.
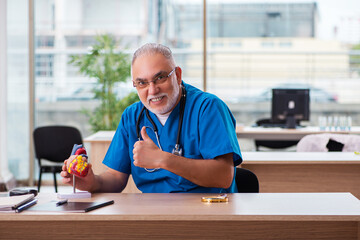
144 83 180 115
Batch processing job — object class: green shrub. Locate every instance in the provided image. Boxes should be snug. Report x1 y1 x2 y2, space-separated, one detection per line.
69 34 139 132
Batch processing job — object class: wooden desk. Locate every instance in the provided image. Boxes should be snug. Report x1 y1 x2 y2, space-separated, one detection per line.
1 193 360 240
242 152 360 199
236 126 360 140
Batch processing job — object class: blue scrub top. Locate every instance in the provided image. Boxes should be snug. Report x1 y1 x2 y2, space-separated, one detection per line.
103 82 242 193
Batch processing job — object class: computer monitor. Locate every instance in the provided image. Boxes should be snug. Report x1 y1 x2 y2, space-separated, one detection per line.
271 88 310 129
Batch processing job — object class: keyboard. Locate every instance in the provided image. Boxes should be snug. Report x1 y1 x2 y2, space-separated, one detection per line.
255 123 305 129
259 123 286 128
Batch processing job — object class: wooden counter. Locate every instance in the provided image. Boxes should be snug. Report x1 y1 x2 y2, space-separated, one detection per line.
242 152 360 199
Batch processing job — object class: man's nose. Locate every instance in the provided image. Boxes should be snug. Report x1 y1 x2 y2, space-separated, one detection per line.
148 82 159 95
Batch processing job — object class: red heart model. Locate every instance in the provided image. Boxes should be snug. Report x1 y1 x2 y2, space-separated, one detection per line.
74 147 87 156
67 155 89 177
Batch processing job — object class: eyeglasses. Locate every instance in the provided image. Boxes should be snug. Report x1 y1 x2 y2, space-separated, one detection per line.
133 68 176 89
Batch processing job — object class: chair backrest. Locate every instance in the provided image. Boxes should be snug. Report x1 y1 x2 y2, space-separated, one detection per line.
235 168 259 193
33 126 83 163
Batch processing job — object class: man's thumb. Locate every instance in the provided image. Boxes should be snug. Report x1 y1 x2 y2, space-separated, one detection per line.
141 126 151 141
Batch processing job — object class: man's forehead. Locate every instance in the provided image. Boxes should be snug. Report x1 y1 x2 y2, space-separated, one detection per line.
132 53 172 76
134 52 168 64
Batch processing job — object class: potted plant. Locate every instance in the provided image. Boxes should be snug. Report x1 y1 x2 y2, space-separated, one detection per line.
69 34 139 132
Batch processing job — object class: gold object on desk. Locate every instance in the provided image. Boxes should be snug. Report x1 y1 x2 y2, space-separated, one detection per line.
201 194 228 203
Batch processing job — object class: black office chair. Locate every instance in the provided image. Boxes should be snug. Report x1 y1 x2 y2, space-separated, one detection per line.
33 125 83 192
235 168 259 193
254 118 299 151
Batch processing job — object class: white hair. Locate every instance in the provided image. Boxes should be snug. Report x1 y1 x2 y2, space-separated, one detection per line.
132 43 176 66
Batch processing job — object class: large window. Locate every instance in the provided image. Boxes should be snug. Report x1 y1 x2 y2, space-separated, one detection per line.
34 0 203 139
5 0 360 181
32 0 202 182
206 1 360 125
7 0 30 180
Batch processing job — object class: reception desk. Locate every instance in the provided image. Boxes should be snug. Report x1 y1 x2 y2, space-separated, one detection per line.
1 192 360 239
242 152 360 199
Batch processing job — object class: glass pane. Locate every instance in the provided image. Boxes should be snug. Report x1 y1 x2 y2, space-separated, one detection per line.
207 1 360 141
7 0 29 180
161 0 203 89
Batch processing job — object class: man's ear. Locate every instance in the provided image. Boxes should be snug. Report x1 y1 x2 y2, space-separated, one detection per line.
175 66 182 84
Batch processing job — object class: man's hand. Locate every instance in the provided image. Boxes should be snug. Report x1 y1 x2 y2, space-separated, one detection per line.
60 155 97 192
133 126 165 169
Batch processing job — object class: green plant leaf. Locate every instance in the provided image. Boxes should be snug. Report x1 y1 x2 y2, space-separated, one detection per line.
69 34 138 132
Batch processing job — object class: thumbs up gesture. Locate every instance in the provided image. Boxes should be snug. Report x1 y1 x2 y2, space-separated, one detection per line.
133 126 163 169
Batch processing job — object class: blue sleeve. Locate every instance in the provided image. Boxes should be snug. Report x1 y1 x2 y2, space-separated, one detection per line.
102 109 132 174
198 97 242 166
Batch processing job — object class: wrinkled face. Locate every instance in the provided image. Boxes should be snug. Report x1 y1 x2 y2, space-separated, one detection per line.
132 53 182 115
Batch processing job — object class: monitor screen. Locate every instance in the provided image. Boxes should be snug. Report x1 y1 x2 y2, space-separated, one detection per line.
271 88 310 128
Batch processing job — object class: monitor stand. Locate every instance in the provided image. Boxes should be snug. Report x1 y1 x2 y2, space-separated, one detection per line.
285 115 297 129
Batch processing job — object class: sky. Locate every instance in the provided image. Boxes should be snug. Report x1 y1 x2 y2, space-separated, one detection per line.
316 0 360 43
